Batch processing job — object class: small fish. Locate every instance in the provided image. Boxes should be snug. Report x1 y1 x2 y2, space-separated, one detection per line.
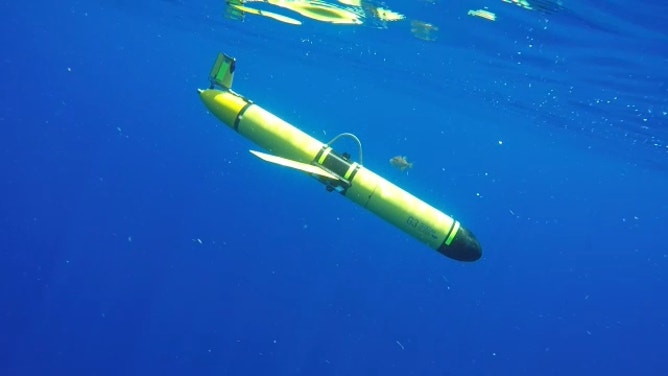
389 155 413 172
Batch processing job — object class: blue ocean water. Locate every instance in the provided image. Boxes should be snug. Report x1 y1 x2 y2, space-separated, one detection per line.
1 0 667 375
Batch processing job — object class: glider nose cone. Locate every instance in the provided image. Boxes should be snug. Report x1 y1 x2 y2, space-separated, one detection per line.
438 226 482 261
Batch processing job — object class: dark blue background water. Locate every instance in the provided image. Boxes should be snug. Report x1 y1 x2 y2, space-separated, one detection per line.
2 1 667 375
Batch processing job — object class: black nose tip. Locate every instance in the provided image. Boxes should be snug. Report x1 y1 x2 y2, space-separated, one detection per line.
437 226 482 262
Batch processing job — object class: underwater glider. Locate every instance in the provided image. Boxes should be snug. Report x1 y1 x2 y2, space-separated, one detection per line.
198 53 482 262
